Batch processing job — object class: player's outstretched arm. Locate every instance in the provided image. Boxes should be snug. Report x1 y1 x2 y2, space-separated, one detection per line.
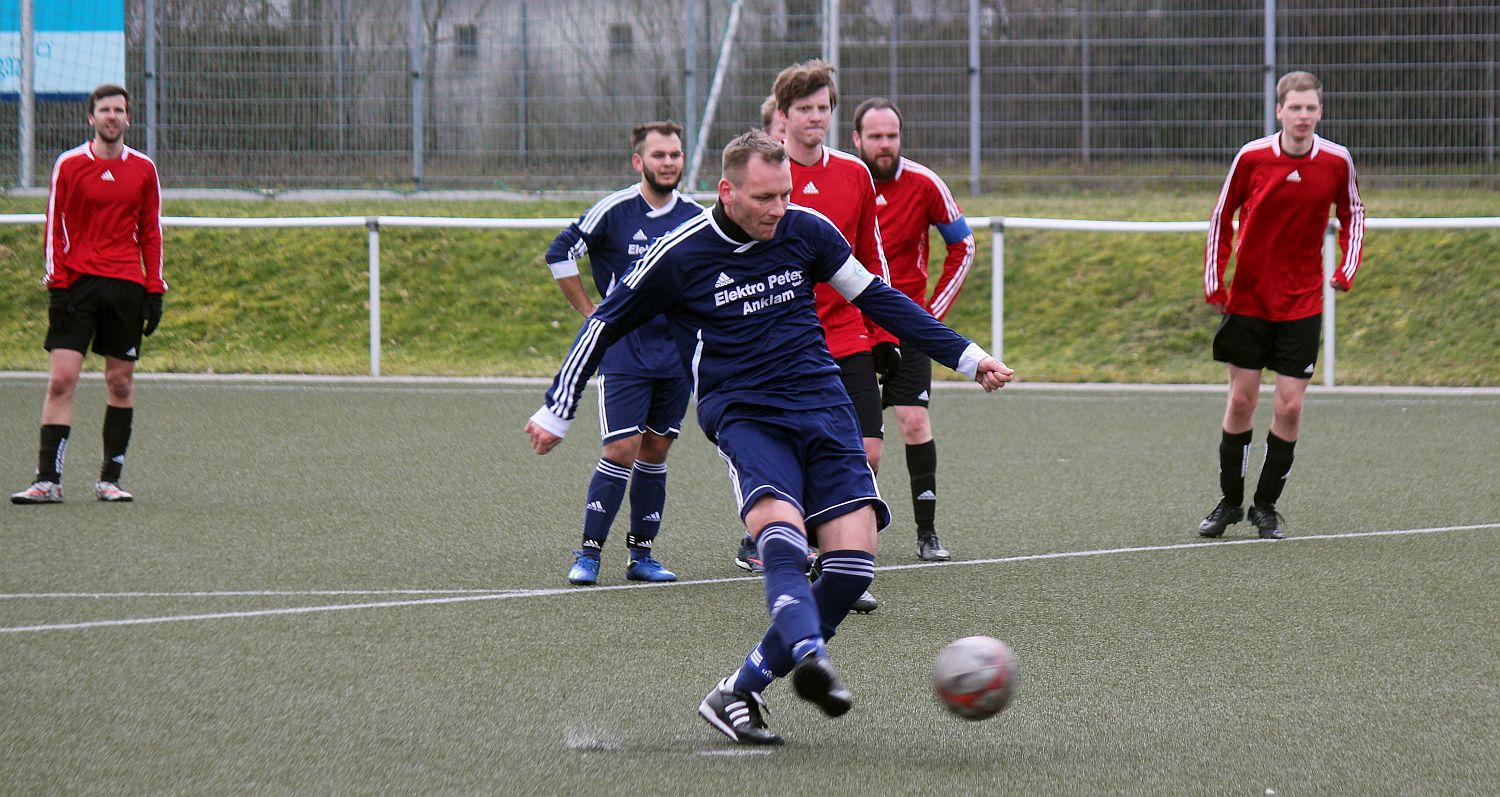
974 357 1014 392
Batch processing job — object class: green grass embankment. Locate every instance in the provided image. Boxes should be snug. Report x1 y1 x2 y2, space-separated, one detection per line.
1 190 1495 384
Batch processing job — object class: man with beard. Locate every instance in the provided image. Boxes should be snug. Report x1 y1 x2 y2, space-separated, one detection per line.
542 121 702 584
851 97 976 562
12 85 164 505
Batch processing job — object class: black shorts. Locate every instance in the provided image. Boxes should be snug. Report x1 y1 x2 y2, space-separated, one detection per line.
1212 313 1320 379
835 351 885 440
881 343 933 409
44 275 147 361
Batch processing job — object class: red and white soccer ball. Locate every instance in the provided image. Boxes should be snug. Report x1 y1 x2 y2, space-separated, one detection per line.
933 635 1017 720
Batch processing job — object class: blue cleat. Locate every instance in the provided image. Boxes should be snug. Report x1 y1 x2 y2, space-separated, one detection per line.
626 556 678 582
567 550 601 585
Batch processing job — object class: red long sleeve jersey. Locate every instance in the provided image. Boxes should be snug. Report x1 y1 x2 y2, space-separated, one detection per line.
790 146 892 358
45 142 165 293
1204 133 1363 321
873 158 975 321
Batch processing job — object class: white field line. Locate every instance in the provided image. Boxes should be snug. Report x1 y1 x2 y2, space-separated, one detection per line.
0 589 521 599
2 522 1494 635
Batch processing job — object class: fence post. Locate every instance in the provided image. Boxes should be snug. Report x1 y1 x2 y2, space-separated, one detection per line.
409 0 424 189
19 0 33 187
368 217 382 377
823 0 840 146
1081 0 1091 164
1321 220 1337 387
991 217 1005 360
145 0 159 159
1264 0 1277 137
968 0 981 196
684 0 698 171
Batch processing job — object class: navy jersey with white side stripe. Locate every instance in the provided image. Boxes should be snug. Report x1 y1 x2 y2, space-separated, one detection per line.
538 203 988 442
544 186 702 375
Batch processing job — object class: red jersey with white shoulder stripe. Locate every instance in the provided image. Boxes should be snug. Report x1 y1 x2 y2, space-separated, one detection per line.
1204 133 1362 321
45 142 165 293
790 145 893 358
872 158 975 321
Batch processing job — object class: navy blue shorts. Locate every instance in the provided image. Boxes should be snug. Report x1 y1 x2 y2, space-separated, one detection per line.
594 371 690 444
714 403 891 536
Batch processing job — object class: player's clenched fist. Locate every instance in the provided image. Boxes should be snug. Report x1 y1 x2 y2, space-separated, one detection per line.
524 420 563 455
975 358 1013 392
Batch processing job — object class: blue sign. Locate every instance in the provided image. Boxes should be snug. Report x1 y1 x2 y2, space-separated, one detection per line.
1 0 126 99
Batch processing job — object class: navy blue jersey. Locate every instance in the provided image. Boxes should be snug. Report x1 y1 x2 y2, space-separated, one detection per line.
544 186 702 375
538 204 987 441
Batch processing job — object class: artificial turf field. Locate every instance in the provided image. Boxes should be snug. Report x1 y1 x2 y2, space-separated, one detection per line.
2 374 1497 795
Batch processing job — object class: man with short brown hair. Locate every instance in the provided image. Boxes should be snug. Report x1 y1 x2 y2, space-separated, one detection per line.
13 84 164 505
542 121 701 584
852 96 976 561
1198 71 1365 540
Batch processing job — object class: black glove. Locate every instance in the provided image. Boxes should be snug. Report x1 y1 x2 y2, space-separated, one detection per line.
872 340 902 383
143 293 163 337
47 288 72 333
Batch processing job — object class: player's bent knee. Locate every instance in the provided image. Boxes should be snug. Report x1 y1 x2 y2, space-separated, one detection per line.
745 495 804 537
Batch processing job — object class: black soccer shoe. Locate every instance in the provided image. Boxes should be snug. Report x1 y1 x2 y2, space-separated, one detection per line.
851 589 878 614
1248 504 1286 540
790 655 853 718
1198 497 1244 538
698 678 783 745
733 535 765 575
917 533 951 561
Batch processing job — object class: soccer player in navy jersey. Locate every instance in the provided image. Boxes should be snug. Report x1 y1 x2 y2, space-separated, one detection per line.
12 85 164 505
1198 72 1365 540
542 121 703 585
852 97 976 562
526 131 1013 744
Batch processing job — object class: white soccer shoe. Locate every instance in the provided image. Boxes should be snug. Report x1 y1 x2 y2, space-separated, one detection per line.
11 480 63 504
95 481 134 502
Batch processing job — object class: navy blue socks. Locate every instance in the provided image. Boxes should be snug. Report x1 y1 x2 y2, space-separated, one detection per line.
579 457 630 558
626 459 667 560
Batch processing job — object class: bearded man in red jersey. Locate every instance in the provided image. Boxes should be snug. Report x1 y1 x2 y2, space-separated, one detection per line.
852 97 976 563
12 85 165 505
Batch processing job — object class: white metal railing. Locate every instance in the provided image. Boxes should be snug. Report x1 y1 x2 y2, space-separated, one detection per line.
986 215 1500 386
3 213 1496 382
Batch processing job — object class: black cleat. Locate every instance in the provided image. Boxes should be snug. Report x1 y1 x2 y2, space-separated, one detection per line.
733 535 765 575
698 678 783 745
790 655 853 718
1198 497 1244 538
851 590 878 614
917 533 951 561
1248 504 1286 539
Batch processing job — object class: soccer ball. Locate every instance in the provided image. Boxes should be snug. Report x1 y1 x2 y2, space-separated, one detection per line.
933 635 1017 720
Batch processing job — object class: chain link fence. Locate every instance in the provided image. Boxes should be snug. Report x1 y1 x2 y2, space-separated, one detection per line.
3 0 1496 191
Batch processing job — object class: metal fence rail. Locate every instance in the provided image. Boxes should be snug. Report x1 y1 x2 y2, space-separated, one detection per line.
5 211 1496 381
2 1 1495 190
